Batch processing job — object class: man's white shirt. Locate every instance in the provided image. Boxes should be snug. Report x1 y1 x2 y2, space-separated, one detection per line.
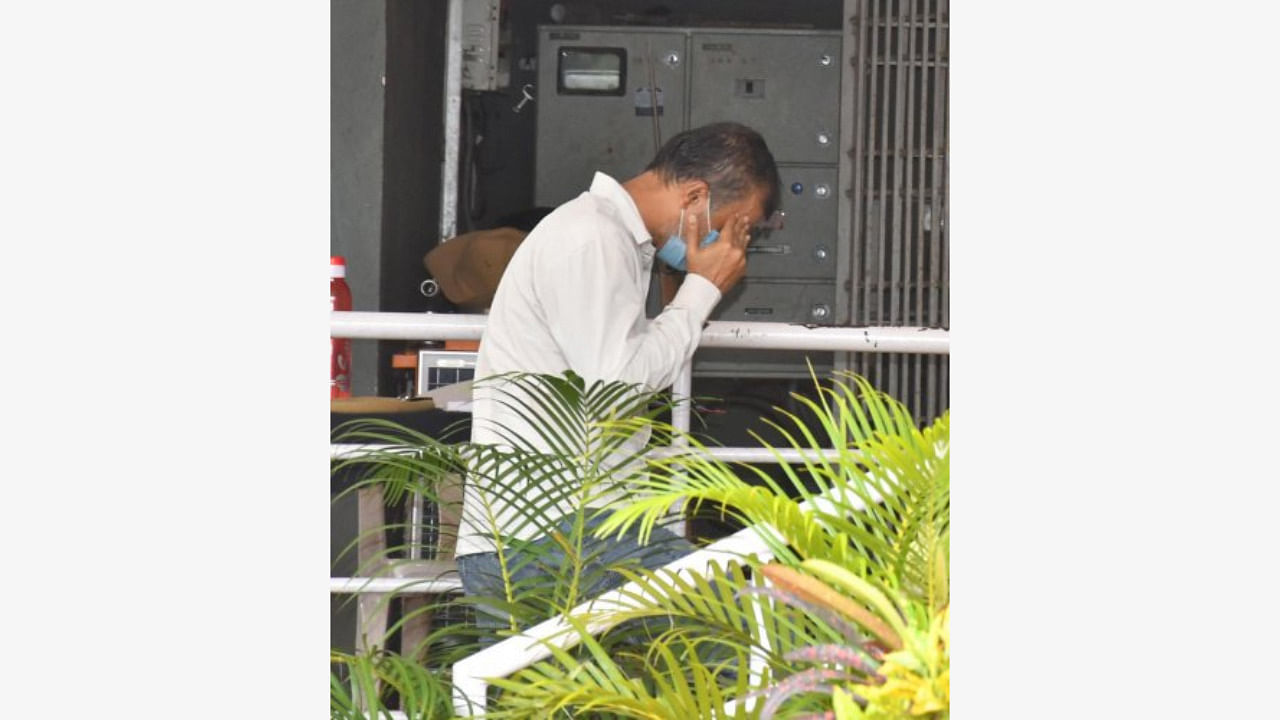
455 172 721 557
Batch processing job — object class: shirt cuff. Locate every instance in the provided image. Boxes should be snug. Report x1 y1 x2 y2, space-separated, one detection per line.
672 272 722 323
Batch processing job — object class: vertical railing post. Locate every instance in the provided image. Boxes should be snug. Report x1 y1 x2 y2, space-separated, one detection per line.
439 0 463 241
670 359 694 540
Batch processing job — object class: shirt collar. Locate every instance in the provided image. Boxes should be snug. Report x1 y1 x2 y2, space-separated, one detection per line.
589 172 652 246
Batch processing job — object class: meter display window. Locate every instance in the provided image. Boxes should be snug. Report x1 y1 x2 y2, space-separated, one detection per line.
557 47 626 95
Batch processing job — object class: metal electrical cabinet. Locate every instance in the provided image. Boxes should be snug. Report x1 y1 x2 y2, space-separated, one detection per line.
535 26 843 377
745 165 839 281
534 28 690 207
688 32 843 166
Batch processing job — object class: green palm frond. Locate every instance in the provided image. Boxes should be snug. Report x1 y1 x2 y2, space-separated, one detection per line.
457 372 689 623
594 371 948 603
473 371 666 461
330 369 948 719
462 371 674 533
332 417 466 507
784 375 948 599
580 560 821 660
331 649 455 719
488 616 760 720
331 373 687 642
386 598 489 667
488 560 886 718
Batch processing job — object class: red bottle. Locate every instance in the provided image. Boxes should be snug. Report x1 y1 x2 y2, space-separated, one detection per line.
330 256 353 398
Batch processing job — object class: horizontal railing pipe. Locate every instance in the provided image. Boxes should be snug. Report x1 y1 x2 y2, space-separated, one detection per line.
650 446 864 464
332 311 487 340
332 312 949 354
330 577 462 594
697 321 948 354
332 443 861 466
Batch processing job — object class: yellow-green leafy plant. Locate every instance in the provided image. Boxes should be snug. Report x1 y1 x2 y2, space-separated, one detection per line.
330 372 688 717
749 561 948 720
489 371 948 719
329 369 948 718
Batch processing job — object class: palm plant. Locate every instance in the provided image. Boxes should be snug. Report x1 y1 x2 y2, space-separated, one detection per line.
457 371 685 622
491 371 949 719
329 369 949 719
330 372 690 716
332 648 456 719
746 561 949 719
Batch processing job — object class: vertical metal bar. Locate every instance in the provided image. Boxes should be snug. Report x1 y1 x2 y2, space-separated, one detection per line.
916 0 929 421
910 352 919 422
671 360 693 540
645 40 662 151
940 356 948 424
887 0 905 405
856 0 870 381
875 0 891 392
927 350 937 425
672 361 692 437
355 486 389 658
682 32 693 131
862 0 880 331
922 0 938 423
928 0 947 423
912 0 926 419
853 0 875 381
898 0 915 419
898 0 913 409
440 0 463 240
905 0 918 325
939 1 950 336
936 0 947 417
889 10 905 318
856 0 871 381
901 0 921 420
837 0 864 373
408 490 425 560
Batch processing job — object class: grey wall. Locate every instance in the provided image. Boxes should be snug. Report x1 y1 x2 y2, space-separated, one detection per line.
331 1 384 651
376 0 448 395
331 0 386 397
330 0 448 653
331 0 448 397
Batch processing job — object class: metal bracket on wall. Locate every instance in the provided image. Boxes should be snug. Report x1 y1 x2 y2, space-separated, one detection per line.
512 83 535 113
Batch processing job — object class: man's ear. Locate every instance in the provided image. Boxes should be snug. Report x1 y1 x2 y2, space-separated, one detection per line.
681 179 710 207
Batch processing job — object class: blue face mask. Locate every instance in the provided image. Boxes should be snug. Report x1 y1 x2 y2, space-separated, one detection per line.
657 196 719 272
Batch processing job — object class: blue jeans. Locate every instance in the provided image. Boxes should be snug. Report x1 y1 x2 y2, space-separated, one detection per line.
456 512 694 639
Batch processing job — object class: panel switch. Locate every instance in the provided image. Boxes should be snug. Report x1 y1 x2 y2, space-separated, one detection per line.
735 78 766 99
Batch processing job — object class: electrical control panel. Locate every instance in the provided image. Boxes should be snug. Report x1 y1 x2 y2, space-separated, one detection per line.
535 26 843 376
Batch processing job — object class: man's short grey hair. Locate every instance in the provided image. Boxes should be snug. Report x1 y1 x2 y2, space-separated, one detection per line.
645 122 781 218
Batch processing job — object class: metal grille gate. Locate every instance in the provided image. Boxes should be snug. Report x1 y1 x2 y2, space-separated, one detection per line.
839 0 949 424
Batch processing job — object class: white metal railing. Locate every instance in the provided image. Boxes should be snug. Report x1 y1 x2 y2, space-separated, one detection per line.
329 310 949 715
330 577 461 594
332 443 862 465
451 523 779 715
328 444 866 599
331 311 950 354
449 492 875 714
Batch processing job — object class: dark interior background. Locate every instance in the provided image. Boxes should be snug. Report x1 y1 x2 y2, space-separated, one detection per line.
330 0 847 652
331 0 843 396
